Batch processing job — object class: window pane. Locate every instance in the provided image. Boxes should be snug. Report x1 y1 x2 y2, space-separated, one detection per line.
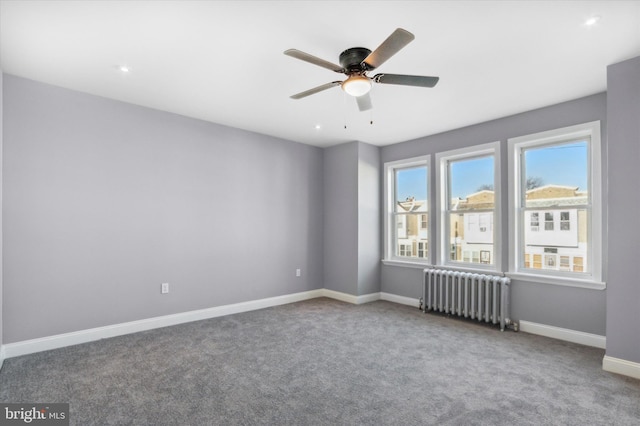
530 212 540 231
523 208 588 272
394 213 428 259
523 140 588 208
449 156 494 210
544 212 554 230
447 155 495 265
573 257 584 272
417 242 428 259
533 254 542 269
521 139 590 275
395 167 427 212
560 211 570 231
388 158 429 263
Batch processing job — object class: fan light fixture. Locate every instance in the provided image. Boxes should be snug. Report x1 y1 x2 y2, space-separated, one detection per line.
341 75 371 97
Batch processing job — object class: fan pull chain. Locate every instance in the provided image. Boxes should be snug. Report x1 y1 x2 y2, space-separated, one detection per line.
343 92 348 129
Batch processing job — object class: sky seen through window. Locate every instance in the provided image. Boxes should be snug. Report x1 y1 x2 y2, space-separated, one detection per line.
396 140 588 201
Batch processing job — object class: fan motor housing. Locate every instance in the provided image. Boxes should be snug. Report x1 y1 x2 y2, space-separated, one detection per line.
339 47 372 73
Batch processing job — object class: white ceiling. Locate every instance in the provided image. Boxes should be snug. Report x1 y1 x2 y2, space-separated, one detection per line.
1 1 639 148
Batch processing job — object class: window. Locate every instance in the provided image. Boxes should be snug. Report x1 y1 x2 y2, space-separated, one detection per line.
533 254 542 269
508 121 602 285
384 156 430 264
420 214 428 230
399 243 412 257
437 142 500 269
573 256 584 272
560 212 570 231
383 121 602 289
530 212 539 231
418 242 428 258
544 212 554 231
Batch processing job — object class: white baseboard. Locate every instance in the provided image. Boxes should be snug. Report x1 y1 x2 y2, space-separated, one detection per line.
603 355 640 380
380 292 420 308
321 289 381 305
519 320 606 349
1 288 388 359
3 289 324 359
354 292 382 304
8 288 549 360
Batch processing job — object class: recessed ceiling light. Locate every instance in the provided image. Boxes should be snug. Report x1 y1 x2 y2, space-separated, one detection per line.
315 124 321 130
584 15 601 27
118 65 131 74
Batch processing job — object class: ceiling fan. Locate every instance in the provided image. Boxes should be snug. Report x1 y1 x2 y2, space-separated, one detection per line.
284 28 439 111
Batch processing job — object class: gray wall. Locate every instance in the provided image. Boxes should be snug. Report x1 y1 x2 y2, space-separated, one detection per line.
323 141 381 297
3 63 635 352
606 56 640 363
2 74 325 343
323 142 358 294
380 93 608 335
357 142 381 296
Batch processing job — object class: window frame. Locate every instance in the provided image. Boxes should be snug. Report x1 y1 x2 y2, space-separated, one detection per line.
435 141 501 271
507 121 604 288
383 155 431 266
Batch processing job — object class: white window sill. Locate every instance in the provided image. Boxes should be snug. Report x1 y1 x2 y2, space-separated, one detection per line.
381 260 606 290
437 263 502 275
381 259 431 269
505 272 606 290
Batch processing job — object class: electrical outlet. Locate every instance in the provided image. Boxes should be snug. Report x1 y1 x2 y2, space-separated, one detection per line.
296 268 301 277
161 283 169 294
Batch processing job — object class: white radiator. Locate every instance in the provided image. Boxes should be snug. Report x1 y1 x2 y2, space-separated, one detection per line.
423 268 512 331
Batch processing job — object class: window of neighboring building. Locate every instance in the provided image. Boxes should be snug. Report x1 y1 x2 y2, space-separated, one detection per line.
560 211 570 231
383 156 430 264
420 214 428 230
399 243 412 257
508 121 602 285
530 212 539 231
533 254 542 269
544 212 554 231
436 142 501 270
418 241 428 258
573 256 584 272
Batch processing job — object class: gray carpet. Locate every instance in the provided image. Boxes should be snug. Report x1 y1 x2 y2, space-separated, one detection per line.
1 298 639 425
